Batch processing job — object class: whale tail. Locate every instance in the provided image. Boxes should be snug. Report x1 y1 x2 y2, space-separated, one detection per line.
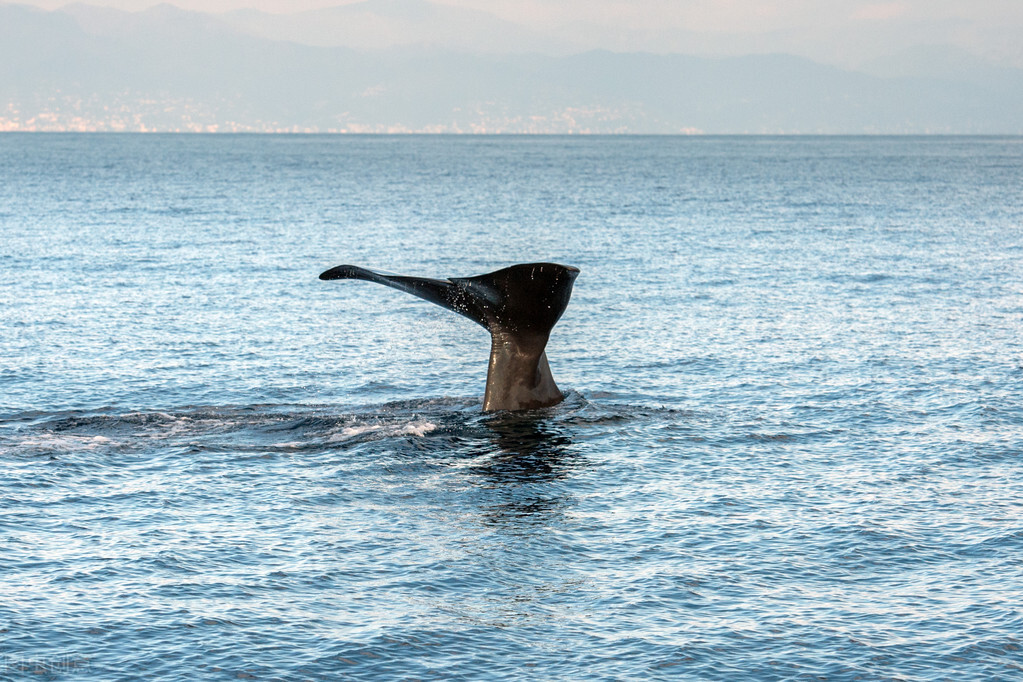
319 263 579 411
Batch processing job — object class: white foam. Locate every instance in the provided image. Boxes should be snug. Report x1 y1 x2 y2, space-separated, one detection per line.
270 441 305 449
329 420 437 441
13 434 114 451
401 421 437 437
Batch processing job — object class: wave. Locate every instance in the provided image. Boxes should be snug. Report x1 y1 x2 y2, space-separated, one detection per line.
0 391 668 460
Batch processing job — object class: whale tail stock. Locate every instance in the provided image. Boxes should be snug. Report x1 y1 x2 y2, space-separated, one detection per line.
319 263 579 411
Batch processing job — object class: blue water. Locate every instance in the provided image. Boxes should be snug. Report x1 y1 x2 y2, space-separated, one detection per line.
2 134 1022 680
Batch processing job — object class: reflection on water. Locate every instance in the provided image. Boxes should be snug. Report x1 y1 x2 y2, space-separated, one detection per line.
440 410 590 635
480 411 578 480
467 411 584 532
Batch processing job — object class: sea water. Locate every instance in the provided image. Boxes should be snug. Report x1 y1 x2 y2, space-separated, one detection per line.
1 134 1022 680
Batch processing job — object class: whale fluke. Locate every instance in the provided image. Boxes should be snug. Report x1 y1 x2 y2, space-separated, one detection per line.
319 263 579 411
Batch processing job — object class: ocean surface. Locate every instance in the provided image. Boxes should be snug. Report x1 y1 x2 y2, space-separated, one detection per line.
1 134 1022 680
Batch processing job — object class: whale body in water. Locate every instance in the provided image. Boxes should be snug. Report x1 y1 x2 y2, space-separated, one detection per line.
319 262 579 411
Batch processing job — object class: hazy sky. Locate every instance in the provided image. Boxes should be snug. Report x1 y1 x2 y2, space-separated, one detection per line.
11 0 1021 30
9 0 1023 66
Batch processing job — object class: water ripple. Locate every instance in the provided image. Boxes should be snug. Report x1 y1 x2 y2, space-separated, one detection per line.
3 135 1023 680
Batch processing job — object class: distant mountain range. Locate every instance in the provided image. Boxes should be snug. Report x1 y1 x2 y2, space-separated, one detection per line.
2 2 1022 133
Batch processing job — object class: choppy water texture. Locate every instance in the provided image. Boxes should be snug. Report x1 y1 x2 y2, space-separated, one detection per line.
2 134 1023 680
